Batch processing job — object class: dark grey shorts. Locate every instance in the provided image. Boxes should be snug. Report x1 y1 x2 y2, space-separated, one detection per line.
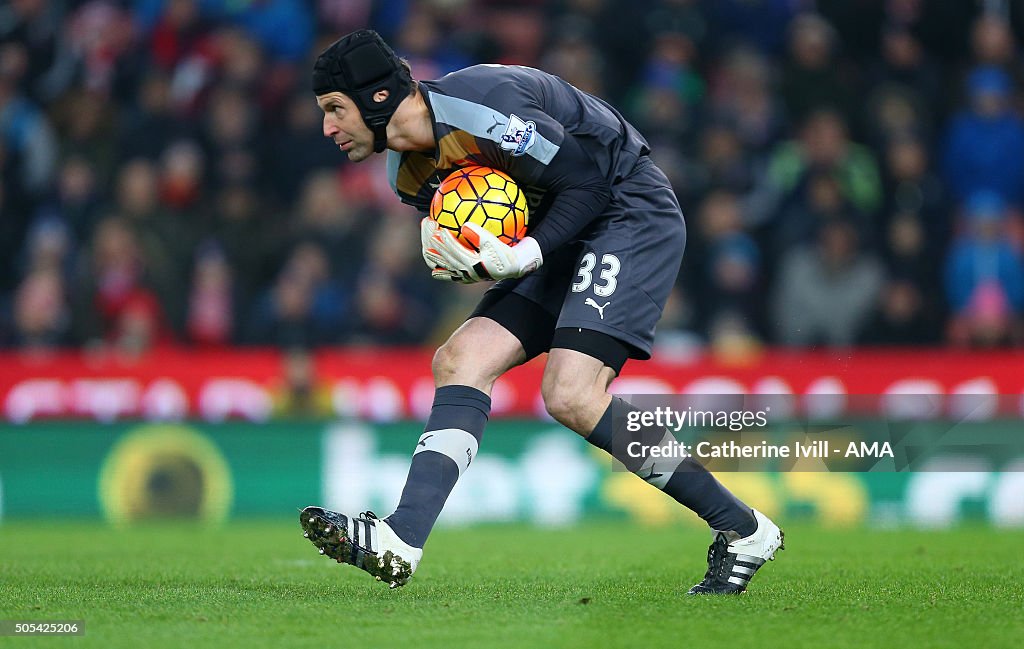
474 158 686 360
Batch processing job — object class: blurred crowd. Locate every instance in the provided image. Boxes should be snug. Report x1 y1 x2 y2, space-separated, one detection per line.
2 0 1024 356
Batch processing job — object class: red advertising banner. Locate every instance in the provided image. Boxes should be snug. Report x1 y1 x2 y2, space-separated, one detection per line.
1 348 1022 422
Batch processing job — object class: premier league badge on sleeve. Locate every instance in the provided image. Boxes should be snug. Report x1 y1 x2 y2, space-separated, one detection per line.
500 114 537 156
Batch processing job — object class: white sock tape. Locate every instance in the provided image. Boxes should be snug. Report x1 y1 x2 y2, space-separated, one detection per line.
413 428 480 477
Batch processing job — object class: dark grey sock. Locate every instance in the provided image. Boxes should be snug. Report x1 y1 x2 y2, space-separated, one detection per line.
385 385 490 548
588 397 757 536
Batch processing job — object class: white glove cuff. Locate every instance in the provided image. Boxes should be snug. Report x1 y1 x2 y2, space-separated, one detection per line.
512 237 543 275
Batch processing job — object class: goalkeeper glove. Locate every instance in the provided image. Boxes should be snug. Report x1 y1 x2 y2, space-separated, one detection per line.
420 217 464 281
430 222 543 283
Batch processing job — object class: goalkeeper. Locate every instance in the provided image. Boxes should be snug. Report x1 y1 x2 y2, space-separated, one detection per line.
301 29 784 595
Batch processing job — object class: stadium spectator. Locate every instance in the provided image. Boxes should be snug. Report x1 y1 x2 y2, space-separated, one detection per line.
769 168 871 267
969 12 1022 78
270 347 334 419
245 241 346 347
861 278 938 346
112 157 196 329
769 109 882 216
227 0 313 64
37 154 103 247
0 0 77 104
544 0 649 104
705 46 785 157
704 0 798 56
941 66 1024 206
345 212 439 345
393 5 472 81
157 139 206 217
881 134 946 230
144 0 214 72
779 13 855 124
689 190 763 339
861 213 943 345
868 24 942 116
184 242 234 347
884 212 934 290
201 83 262 189
643 0 707 61
2 216 74 349
0 74 58 198
203 181 276 315
945 191 1024 347
705 236 762 345
64 1 135 95
625 25 704 150
693 121 758 198
8 266 71 350
289 170 368 284
626 54 699 156
20 216 72 277
70 216 172 353
53 88 118 193
115 72 195 162
313 0 376 38
862 83 934 153
772 218 885 347
216 27 263 84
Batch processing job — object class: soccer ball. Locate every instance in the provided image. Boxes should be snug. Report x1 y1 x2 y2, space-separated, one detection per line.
429 165 529 249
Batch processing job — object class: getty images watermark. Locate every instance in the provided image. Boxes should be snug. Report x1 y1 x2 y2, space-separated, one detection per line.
610 394 1024 472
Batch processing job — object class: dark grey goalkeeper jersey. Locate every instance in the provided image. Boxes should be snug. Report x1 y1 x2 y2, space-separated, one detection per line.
386 64 651 255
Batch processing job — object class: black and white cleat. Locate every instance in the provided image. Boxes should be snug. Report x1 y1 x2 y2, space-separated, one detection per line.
687 509 785 595
299 506 422 588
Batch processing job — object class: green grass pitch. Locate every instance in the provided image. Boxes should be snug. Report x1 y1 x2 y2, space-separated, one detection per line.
1 520 1022 648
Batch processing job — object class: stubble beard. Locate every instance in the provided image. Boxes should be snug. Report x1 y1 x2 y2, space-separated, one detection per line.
347 142 373 162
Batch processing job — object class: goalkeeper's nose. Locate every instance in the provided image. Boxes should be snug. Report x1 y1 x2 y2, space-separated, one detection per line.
323 114 341 138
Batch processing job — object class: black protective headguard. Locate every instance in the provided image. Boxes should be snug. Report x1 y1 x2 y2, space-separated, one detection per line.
312 30 412 153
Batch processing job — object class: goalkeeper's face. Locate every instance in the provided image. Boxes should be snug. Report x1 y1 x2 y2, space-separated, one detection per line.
317 92 374 162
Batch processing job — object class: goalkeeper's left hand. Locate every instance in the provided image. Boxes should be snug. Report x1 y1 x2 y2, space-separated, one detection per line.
429 222 543 283
420 217 464 281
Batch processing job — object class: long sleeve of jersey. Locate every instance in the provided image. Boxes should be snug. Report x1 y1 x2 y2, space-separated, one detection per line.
474 80 612 256
519 133 611 255
391 65 651 256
